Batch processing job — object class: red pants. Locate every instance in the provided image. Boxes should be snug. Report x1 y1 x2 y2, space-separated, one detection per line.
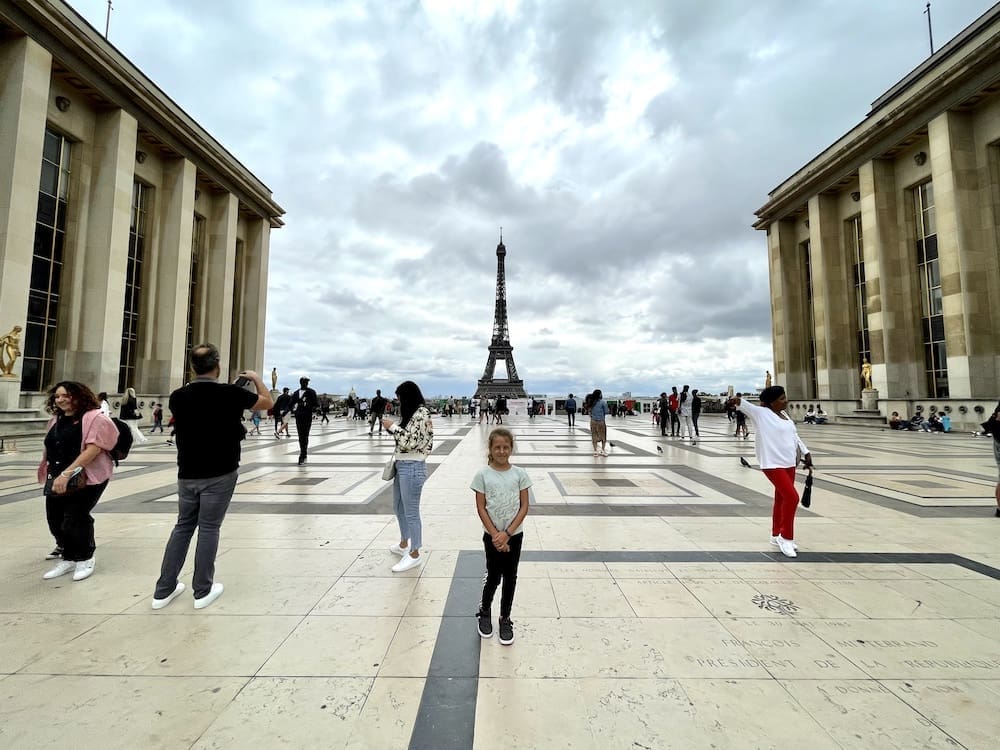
762 467 799 540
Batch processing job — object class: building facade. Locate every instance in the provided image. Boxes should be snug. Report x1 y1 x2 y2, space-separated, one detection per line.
0 0 283 421
754 6 1000 429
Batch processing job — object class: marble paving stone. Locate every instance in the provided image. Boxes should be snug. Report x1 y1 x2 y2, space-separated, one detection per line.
214 546 361 577
403 577 453 617
312 576 418 616
803 619 1000 679
0 674 247 750
475 678 590 749
2 573 165 615
549 578 637 618
782 679 965 748
0 613 107 672
955 617 1000 640
22 614 301 676
717 618 869 678
258 615 400 677
605 561 673 578
882 680 1000 750
377 616 440 677
739 579 869 619
666 562 741 579
127 574 337 616
615 578 714 618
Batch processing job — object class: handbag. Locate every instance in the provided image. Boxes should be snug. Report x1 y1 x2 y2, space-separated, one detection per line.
43 470 87 497
800 470 813 508
381 456 397 481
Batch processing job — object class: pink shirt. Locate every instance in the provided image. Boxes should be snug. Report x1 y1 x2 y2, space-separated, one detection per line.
38 409 119 485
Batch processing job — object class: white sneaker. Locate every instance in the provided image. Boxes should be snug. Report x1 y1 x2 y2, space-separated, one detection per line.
152 582 186 610
72 557 96 581
193 582 224 609
770 535 798 550
776 536 797 558
43 560 76 579
392 554 424 573
389 543 409 557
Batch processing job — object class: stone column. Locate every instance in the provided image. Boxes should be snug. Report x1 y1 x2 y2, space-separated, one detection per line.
767 219 810 398
807 193 854 399
928 110 994 397
858 158 923 398
142 157 196 394
58 108 138 392
240 216 270 374
0 37 51 408
202 192 238 360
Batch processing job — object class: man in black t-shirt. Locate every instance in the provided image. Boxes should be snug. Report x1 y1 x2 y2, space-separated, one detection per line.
151 343 272 611
288 376 319 464
369 389 388 436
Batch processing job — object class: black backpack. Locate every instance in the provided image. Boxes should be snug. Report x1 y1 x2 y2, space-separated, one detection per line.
109 417 133 465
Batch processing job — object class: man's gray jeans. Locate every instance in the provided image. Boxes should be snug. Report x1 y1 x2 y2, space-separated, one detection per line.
154 470 238 599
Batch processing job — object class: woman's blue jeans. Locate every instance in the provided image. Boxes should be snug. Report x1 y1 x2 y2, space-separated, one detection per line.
393 460 426 551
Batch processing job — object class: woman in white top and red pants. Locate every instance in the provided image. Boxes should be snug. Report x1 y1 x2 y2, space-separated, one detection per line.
730 386 813 558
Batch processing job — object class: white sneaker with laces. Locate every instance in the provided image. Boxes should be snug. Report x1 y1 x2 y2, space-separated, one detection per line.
392 554 424 573
43 560 76 579
771 535 798 550
776 535 797 558
194 582 224 609
72 557 96 581
152 582 186 610
389 543 408 557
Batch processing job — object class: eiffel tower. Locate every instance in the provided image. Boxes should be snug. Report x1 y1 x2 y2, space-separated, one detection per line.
475 231 526 399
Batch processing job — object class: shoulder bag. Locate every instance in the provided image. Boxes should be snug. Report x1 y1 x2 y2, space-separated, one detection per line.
382 455 397 481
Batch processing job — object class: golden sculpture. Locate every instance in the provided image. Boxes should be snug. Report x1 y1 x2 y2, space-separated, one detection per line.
765 370 772 388
271 367 278 390
0 325 23 377
861 358 873 390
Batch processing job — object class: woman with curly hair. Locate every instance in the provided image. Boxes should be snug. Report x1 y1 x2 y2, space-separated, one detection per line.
382 380 434 572
37 381 119 581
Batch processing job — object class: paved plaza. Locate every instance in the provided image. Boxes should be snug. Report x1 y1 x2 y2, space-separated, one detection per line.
1 414 998 749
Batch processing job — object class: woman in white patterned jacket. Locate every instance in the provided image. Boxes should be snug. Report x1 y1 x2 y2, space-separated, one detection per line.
382 380 434 572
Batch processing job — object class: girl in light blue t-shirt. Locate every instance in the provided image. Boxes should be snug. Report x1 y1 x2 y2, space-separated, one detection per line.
471 428 531 645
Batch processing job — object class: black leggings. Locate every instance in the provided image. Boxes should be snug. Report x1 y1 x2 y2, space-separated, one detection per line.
45 480 108 561
481 530 523 618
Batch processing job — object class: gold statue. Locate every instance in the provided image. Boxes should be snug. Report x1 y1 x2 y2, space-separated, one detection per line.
0 325 22 377
271 367 278 390
861 358 873 390
765 370 772 388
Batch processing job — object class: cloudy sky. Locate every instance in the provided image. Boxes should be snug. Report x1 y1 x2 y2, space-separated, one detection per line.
70 0 994 398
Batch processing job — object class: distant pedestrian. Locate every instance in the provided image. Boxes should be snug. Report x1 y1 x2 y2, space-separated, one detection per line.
120 387 148 445
370 389 389 435
668 387 680 437
986 401 1000 517
679 385 694 440
734 392 749 439
691 389 702 438
319 402 330 424
589 389 609 457
150 402 164 433
479 396 489 424
565 393 577 427
273 387 292 438
494 396 506 424
289 377 319 464
658 392 670 437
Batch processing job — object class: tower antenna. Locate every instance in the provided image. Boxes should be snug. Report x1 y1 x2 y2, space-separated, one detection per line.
924 2 934 55
105 0 113 39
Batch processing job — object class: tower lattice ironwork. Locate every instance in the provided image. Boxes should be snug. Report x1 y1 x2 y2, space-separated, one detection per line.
476 232 526 398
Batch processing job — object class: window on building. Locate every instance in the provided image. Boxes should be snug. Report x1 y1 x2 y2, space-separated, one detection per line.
848 214 871 371
802 239 817 399
118 181 150 392
185 214 205 366
914 181 947 398
23 129 72 392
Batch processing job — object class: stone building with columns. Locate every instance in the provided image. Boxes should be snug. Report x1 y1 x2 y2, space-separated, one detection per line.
754 6 1000 430
0 1 282 428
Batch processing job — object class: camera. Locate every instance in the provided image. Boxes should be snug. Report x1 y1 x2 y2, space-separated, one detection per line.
233 374 255 392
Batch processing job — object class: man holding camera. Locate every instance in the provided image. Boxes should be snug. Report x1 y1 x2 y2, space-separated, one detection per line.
151 343 272 610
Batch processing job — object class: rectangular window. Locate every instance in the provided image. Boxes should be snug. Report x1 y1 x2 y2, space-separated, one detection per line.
802 239 817 399
23 129 71 391
119 181 150 392
185 214 205 365
847 215 870 376
914 181 948 397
